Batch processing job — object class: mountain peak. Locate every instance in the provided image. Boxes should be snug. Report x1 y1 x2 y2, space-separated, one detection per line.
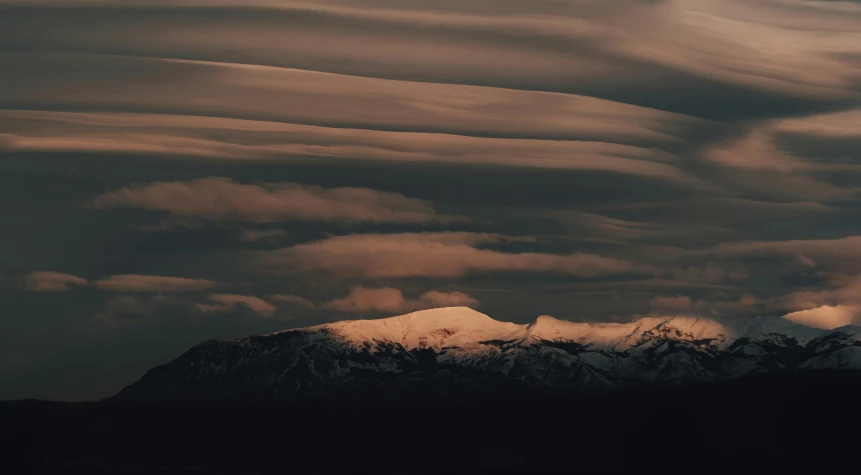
400 306 492 321
321 306 521 348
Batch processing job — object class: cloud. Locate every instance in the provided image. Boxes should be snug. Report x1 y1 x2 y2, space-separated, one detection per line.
782 305 861 330
1 121 695 183
195 294 277 317
665 263 749 283
779 274 861 311
236 228 289 242
322 286 478 313
600 197 838 226
251 232 643 279
92 274 218 293
419 290 479 308
0 108 709 193
695 120 861 201
2 0 859 117
94 294 197 326
773 108 861 139
93 177 445 224
649 293 758 318
707 236 861 273
19 271 87 292
268 294 316 310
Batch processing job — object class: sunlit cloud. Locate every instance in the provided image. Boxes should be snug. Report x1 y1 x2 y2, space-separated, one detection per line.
251 232 645 279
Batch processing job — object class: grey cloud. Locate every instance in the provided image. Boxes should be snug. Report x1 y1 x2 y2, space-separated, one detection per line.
706 236 861 273
268 294 316 310
92 177 447 224
322 286 478 314
648 293 759 318
92 274 219 293
534 209 738 245
236 229 289 243
195 294 277 317
93 294 198 327
599 197 840 226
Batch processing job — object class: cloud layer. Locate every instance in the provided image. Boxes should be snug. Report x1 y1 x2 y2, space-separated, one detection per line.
19 272 219 293
252 233 642 279
93 177 445 224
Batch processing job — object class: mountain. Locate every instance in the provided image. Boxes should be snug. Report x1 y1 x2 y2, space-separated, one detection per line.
115 307 861 402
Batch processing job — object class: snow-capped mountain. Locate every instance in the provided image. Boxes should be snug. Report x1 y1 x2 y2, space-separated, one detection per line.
116 307 861 401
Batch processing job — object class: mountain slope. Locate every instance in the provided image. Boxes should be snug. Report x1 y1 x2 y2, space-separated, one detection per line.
115 307 861 402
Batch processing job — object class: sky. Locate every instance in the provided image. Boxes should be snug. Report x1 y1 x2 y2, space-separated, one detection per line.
1 0 861 401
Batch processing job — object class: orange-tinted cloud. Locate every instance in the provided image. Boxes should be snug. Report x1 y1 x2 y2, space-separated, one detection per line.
322 286 478 313
19 271 87 292
253 232 642 279
195 294 277 317
780 274 861 311
93 274 218 293
93 177 445 224
0 110 700 185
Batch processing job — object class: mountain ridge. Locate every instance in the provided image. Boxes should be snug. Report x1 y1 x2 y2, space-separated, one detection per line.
115 306 861 402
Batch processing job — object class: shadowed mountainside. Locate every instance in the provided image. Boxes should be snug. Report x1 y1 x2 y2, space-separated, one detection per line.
3 370 861 473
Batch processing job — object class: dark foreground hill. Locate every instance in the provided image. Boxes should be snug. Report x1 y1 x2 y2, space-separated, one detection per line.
3 370 861 474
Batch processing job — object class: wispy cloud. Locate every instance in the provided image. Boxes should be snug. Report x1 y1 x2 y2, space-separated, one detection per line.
92 275 219 293
93 177 447 224
195 293 277 317
251 232 645 279
19 271 87 292
268 294 316 310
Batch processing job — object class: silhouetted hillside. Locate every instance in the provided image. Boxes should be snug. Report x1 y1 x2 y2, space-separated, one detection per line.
3 370 861 473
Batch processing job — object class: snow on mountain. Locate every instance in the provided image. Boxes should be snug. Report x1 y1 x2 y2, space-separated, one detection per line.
309 307 524 350
783 305 861 330
115 307 861 402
